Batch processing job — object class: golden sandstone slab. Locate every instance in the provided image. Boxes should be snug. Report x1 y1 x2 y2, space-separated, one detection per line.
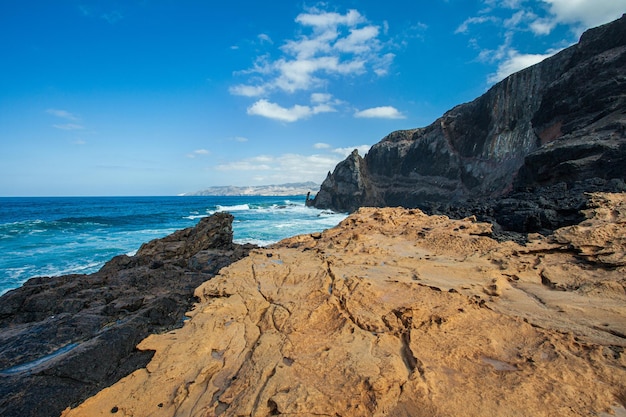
63 193 626 417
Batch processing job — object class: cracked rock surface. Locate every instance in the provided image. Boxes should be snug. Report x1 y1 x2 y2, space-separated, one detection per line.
63 193 626 417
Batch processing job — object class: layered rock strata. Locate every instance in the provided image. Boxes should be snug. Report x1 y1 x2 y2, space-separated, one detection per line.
63 193 626 417
309 15 626 234
0 213 256 417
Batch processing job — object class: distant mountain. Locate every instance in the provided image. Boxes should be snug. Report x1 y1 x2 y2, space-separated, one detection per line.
182 182 320 196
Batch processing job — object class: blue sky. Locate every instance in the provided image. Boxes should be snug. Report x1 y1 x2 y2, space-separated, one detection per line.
1 1 624 196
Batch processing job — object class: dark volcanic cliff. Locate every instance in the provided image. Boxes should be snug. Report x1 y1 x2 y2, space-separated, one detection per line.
310 15 626 228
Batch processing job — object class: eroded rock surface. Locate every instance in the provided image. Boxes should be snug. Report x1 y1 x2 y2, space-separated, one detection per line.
0 213 256 417
64 193 626 417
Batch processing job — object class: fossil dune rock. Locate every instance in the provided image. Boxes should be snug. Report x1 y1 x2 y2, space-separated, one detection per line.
63 193 626 417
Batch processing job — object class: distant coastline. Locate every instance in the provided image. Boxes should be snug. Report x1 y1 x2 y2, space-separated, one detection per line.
180 181 319 197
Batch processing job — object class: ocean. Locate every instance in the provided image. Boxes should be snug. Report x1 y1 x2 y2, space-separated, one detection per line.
0 196 347 295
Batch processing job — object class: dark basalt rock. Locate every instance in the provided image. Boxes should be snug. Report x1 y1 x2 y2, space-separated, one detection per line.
309 15 626 234
0 212 256 417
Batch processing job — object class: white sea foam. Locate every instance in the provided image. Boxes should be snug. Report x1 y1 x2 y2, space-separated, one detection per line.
183 214 208 220
44 261 103 277
216 204 251 212
234 237 276 247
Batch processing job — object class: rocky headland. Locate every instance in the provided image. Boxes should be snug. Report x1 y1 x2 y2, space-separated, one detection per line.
0 213 256 417
308 15 626 237
62 192 625 416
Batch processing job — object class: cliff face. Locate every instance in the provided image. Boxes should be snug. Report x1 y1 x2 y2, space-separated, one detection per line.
310 15 626 219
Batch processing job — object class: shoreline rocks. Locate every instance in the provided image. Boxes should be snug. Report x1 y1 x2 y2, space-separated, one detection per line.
62 193 626 417
0 213 256 417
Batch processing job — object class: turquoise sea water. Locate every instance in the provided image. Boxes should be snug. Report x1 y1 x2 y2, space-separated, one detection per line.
0 196 347 295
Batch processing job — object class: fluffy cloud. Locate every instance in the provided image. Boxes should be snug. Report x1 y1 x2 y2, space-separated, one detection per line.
231 7 395 121
541 0 626 31
354 106 405 119
487 50 554 83
247 93 340 122
229 84 267 97
247 100 315 122
295 9 365 29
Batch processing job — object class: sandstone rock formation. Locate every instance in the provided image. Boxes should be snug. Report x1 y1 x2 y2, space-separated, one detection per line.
309 15 626 234
63 193 626 417
0 213 256 417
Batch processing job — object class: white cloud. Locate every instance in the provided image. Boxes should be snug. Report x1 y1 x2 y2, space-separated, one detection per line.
313 142 331 149
311 93 332 103
186 149 210 159
231 6 395 120
373 52 395 76
47 108 87 131
247 93 340 122
487 49 555 83
529 17 557 35
46 109 79 121
541 0 626 32
455 16 499 34
354 106 405 119
332 145 372 157
457 0 625 85
295 9 365 28
247 100 315 122
472 0 626 37
258 33 273 44
53 123 85 130
232 136 249 142
229 84 267 97
334 25 380 54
